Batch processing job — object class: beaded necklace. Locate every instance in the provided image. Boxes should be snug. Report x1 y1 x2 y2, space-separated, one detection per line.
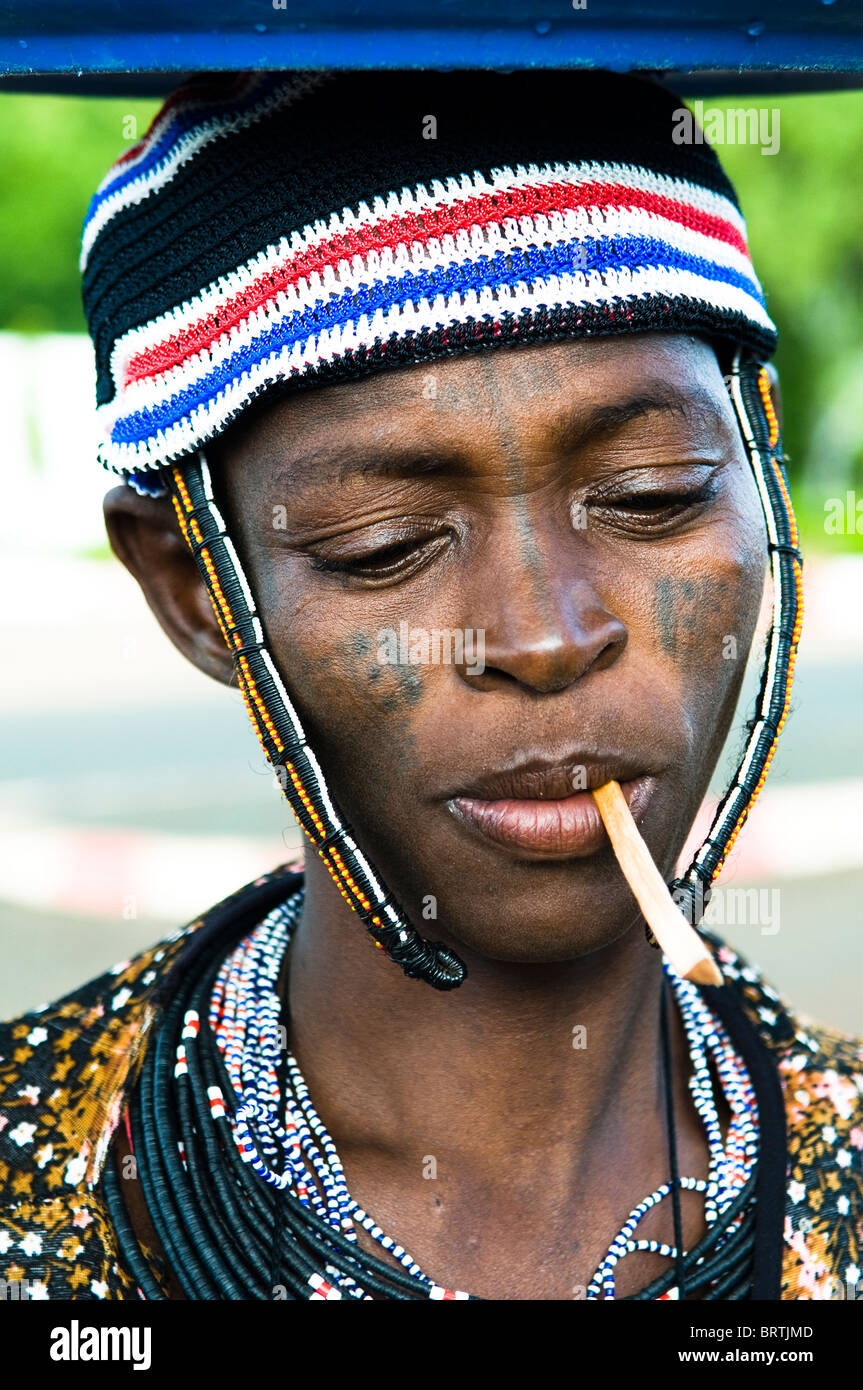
206 891 759 1301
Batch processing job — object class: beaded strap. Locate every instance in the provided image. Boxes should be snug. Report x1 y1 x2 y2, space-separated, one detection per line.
168 458 465 992
671 352 803 925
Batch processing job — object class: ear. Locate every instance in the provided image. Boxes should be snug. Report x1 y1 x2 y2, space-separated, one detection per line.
764 361 783 432
103 484 235 687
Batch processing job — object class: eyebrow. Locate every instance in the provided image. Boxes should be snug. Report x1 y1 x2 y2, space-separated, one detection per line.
555 383 727 452
275 382 727 490
273 444 456 492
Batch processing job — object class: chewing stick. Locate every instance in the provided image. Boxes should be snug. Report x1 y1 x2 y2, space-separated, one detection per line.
591 781 723 987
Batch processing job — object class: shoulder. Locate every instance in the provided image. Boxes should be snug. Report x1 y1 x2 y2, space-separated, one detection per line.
0 862 301 1299
0 942 179 1197
0 930 187 1299
709 932 863 1299
711 933 863 1102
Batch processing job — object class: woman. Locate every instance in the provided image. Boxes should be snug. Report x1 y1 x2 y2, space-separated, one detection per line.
1 67 860 1301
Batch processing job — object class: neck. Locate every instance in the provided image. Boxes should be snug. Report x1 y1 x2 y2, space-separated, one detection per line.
286 859 670 1175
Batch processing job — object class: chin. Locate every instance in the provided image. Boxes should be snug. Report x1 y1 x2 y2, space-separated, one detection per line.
405 869 647 968
449 916 641 967
350 805 679 967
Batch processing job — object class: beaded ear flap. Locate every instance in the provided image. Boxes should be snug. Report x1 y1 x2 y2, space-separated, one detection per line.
168 346 802 986
665 350 803 937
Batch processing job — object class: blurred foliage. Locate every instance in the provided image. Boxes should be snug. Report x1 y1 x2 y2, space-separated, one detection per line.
0 89 862 548
717 93 863 549
0 95 159 333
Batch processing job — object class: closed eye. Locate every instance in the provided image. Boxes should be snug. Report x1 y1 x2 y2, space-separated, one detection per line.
613 487 714 509
308 530 451 583
585 472 721 534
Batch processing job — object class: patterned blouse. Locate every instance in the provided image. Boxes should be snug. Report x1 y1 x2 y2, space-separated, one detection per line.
1 863 861 1300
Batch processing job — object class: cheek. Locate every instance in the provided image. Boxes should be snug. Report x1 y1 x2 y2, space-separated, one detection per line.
651 560 762 673
632 502 766 742
258 569 432 791
221 485 440 833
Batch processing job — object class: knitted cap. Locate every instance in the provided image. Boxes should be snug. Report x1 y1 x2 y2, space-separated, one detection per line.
81 69 777 493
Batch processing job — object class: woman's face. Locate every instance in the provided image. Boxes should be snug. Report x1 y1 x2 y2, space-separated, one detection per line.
207 331 765 963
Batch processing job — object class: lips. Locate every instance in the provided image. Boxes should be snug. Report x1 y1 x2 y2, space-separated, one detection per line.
447 763 657 860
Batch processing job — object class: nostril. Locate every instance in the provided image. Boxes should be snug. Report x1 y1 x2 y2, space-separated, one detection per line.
463 616 627 696
461 662 521 692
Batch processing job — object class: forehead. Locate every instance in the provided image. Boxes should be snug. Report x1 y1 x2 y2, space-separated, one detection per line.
216 331 729 487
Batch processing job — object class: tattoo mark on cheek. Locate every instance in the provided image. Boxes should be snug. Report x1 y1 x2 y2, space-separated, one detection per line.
377 665 424 712
343 631 426 709
370 661 424 774
395 663 424 707
655 577 677 655
655 577 730 658
378 695 420 771
338 630 422 773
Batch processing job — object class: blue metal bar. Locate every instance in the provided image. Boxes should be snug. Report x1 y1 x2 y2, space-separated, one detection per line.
0 3 861 87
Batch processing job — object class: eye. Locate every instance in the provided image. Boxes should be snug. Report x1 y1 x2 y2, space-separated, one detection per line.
308 529 450 583
615 486 712 511
586 473 720 532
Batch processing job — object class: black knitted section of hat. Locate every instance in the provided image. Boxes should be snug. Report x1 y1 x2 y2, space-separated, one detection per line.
82 68 772 408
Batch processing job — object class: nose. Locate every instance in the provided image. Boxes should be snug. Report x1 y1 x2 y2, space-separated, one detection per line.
460 525 628 695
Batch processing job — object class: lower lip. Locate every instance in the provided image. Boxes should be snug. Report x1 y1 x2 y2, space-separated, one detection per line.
449 777 655 860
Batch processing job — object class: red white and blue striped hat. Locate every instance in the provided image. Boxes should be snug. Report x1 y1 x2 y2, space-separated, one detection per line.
81 68 777 494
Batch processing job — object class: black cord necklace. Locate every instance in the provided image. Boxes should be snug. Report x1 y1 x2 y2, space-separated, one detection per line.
660 978 688 1298
102 902 765 1301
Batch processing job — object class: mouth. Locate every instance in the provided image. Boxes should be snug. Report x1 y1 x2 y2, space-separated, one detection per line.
446 759 658 861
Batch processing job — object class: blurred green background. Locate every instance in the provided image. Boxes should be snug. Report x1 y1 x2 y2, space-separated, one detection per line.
0 96 158 334
2 89 862 549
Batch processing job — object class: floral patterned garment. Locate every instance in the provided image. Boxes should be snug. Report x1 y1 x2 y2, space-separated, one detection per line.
1 864 861 1300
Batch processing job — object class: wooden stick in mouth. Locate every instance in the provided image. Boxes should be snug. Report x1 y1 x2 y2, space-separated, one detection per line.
591 780 723 987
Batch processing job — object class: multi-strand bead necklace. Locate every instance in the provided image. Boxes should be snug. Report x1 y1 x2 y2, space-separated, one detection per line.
212 893 759 1300
104 890 761 1300
587 958 758 1299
